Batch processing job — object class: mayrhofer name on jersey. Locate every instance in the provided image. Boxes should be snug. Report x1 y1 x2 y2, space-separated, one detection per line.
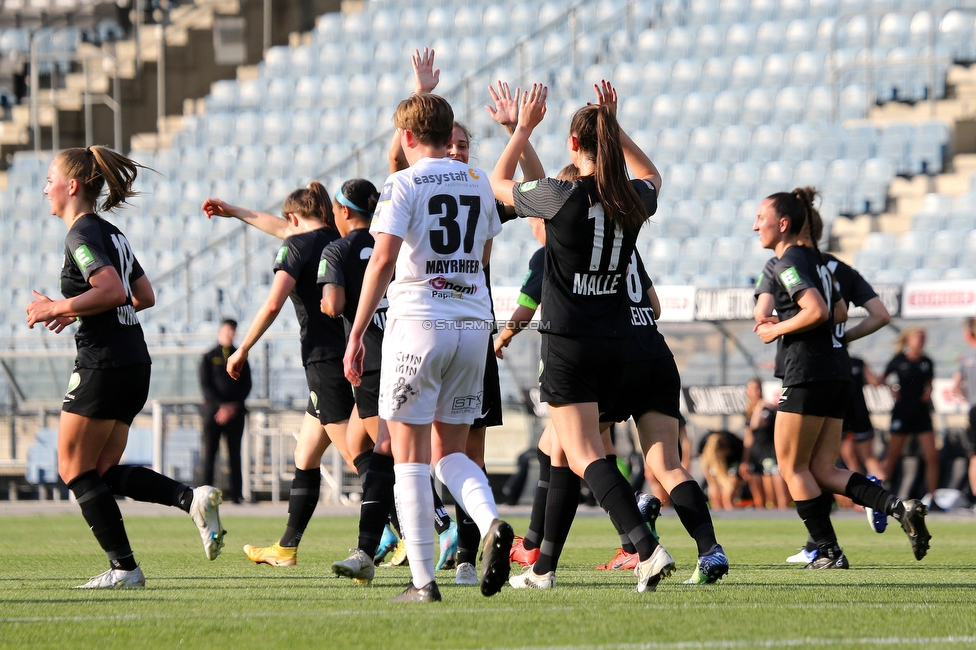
573 272 620 296
425 259 480 274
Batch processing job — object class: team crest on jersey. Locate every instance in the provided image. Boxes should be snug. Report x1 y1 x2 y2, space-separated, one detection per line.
73 244 95 270
779 266 801 290
468 167 480 179
66 372 81 393
379 183 393 202
519 180 539 192
276 246 289 264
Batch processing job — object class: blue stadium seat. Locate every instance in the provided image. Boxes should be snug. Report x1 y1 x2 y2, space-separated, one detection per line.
696 24 725 58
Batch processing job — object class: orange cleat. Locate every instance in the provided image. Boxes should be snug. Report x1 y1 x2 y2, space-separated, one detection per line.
595 548 639 570
509 535 540 567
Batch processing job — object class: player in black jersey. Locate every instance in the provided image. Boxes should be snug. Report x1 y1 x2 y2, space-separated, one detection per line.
26 146 225 589
753 187 929 567
491 81 675 592
203 182 356 567
740 378 788 510
882 328 940 507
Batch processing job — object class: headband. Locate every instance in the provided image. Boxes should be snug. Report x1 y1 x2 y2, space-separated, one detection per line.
334 187 369 216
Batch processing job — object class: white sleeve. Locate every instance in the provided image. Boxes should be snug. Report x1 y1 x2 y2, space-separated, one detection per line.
371 173 411 240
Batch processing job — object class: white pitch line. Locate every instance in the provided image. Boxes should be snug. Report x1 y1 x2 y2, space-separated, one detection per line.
501 637 976 650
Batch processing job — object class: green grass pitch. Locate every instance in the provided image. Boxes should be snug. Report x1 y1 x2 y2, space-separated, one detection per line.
1 511 974 649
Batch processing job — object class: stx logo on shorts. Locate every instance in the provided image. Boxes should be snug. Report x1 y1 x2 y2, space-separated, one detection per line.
452 392 483 414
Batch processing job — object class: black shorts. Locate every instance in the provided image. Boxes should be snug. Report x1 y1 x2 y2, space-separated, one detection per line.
748 444 778 476
354 369 380 420
967 406 976 453
62 364 151 425
305 359 355 425
889 401 933 435
601 355 681 423
539 333 625 408
472 340 503 430
841 391 873 439
777 381 851 419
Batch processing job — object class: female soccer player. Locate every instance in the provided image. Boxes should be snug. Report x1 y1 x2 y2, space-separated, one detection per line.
26 146 224 589
951 318 976 512
202 182 355 566
881 327 940 506
752 187 929 568
490 81 675 592
740 378 788 510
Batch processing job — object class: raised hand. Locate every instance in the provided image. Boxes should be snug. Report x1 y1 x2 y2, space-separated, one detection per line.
592 79 617 117
517 83 548 131
486 80 521 128
202 198 233 219
412 47 439 94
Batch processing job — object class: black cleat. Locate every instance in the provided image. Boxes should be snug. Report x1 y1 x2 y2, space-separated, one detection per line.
804 549 849 570
900 499 931 561
388 581 442 603
479 518 514 597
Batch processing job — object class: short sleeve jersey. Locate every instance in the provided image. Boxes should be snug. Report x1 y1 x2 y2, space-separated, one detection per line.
623 250 672 361
317 228 387 372
512 176 657 337
958 348 976 408
371 157 502 322
61 214 151 368
767 245 850 385
824 253 878 344
273 228 345 365
884 353 934 404
517 247 545 310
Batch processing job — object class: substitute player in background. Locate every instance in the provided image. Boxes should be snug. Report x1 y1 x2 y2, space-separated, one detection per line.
27 146 224 589
345 93 512 603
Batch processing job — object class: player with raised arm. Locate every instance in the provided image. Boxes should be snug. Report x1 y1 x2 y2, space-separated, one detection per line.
26 146 224 589
344 92 512 603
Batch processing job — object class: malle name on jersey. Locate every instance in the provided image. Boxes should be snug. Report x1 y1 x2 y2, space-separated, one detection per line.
573 272 620 296
413 171 469 185
425 259 481 274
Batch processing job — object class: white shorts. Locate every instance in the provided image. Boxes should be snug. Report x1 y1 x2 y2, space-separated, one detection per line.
379 318 489 425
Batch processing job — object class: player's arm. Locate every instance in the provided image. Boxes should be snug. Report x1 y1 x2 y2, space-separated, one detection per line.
26 265 127 328
321 284 345 317
754 288 828 344
345 233 401 385
844 296 890 344
592 80 662 193
227 271 296 380
494 304 538 358
130 274 155 312
648 285 662 320
486 81 545 181
388 48 439 173
202 198 291 239
491 84 547 206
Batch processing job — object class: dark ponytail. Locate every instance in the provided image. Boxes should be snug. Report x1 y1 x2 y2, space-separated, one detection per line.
767 186 821 245
283 180 335 230
56 145 144 212
569 104 648 235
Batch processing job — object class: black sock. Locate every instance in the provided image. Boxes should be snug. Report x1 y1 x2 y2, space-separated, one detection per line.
68 470 138 571
603 455 637 554
523 449 551 551
102 465 193 513
532 466 580 574
357 452 394 557
353 450 372 488
280 467 321 548
456 503 480 565
845 472 902 518
584 458 658 561
804 534 817 552
796 494 838 551
431 478 452 535
670 479 720 556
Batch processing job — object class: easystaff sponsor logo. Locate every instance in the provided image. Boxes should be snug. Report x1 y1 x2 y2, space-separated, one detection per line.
902 280 976 318
413 170 469 185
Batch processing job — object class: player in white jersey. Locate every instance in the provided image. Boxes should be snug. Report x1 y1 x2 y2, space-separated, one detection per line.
344 93 513 603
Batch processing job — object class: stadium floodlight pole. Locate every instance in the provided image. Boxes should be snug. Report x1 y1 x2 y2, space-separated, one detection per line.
30 33 39 151
263 0 272 56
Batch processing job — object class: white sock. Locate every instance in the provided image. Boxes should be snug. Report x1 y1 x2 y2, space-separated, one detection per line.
434 452 498 536
393 463 435 588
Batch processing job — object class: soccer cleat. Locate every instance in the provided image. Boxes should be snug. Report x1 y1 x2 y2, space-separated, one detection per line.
454 562 479 585
595 548 639 570
373 524 399 565
243 541 297 566
864 476 887 533
786 548 817 564
479 518 514 597
436 520 458 570
508 567 556 589
635 544 675 593
332 549 375 584
388 581 442 603
804 548 850 569
900 499 931 561
509 535 540 568
74 566 145 589
382 539 409 567
637 492 662 541
189 485 226 561
683 548 729 584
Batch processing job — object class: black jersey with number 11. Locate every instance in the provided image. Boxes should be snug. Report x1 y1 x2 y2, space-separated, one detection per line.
512 176 657 337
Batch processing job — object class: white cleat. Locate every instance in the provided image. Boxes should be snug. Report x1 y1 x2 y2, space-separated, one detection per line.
331 549 375 584
190 486 226 560
508 567 556 589
454 562 480 585
635 545 675 593
786 548 817 564
74 566 145 589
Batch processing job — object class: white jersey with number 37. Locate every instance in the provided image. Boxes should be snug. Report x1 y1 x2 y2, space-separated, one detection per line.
371 157 502 322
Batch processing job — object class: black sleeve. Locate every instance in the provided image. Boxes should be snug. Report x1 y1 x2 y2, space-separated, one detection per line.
754 257 777 298
772 249 817 300
273 236 305 280
630 178 658 217
846 266 878 307
637 253 653 290
512 177 577 220
199 350 218 406
65 227 112 281
318 238 347 288
519 247 545 307
131 252 146 283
